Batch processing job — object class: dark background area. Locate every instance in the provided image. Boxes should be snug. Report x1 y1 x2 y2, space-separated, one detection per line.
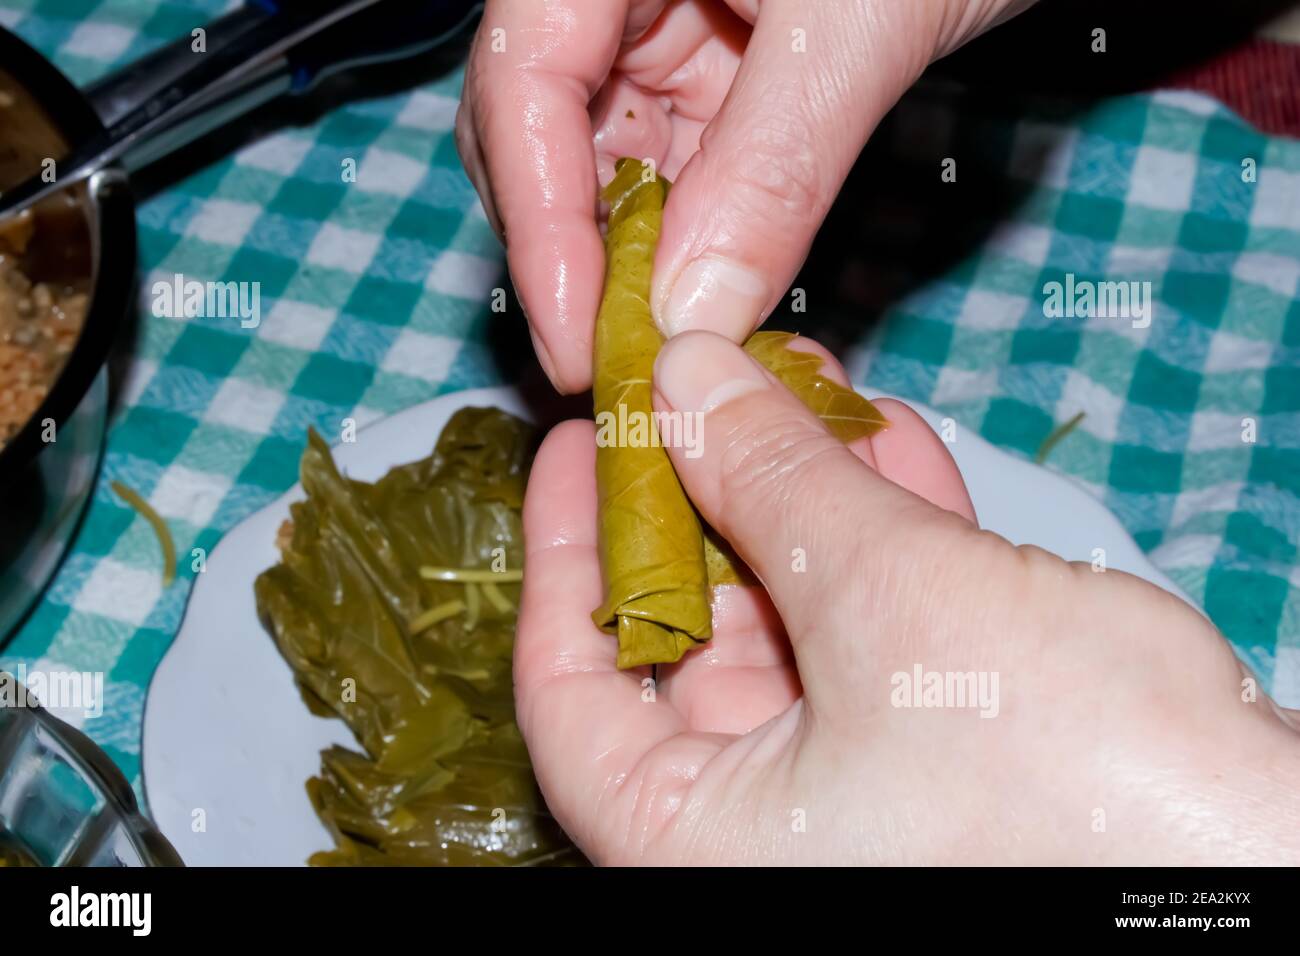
771 0 1299 355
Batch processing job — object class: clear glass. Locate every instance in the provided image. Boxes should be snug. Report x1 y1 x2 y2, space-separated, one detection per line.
0 676 181 866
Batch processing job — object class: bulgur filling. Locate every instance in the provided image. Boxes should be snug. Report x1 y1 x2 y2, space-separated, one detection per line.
0 69 91 451
0 213 88 447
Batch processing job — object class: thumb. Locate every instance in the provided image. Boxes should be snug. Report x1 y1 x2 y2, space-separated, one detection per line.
652 332 964 709
651 0 927 341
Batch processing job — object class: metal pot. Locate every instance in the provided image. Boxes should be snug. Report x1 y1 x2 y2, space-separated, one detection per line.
0 32 134 640
0 0 482 642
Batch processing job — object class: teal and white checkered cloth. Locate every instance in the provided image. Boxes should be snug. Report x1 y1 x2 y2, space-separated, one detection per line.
2 1 1297 801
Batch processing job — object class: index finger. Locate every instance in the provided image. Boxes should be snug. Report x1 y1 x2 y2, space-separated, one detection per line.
467 0 634 393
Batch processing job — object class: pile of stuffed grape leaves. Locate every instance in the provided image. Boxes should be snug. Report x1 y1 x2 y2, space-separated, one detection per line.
255 408 582 866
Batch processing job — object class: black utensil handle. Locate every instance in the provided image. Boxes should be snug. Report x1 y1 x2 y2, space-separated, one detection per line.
85 4 281 129
278 0 484 91
0 0 484 218
86 0 483 142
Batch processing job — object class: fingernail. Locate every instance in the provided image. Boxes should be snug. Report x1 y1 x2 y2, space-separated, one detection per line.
658 255 768 340
655 331 769 414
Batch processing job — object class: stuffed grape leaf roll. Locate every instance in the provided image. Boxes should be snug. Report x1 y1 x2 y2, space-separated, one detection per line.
591 159 713 669
592 159 888 667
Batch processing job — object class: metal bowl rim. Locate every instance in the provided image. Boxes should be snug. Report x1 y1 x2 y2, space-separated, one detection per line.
0 27 138 487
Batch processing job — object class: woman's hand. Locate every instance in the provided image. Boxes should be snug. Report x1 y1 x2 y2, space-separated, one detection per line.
515 331 1300 864
456 0 1034 392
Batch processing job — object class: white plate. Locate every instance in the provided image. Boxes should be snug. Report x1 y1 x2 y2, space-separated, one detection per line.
142 385 1195 866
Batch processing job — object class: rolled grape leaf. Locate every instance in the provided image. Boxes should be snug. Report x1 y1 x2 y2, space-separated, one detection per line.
256 408 583 866
744 331 889 441
591 159 713 669
592 160 889 660
704 332 890 585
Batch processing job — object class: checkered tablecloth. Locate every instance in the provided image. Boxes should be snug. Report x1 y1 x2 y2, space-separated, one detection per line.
1 0 1297 802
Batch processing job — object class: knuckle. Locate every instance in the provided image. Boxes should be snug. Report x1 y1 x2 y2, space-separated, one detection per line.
1011 540 1074 584
1020 540 1146 616
981 537 1071 612
715 409 843 520
453 103 475 157
713 115 829 227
